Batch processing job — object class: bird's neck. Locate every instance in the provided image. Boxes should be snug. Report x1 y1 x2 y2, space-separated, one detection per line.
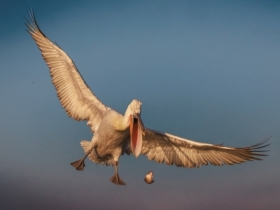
123 107 132 127
112 107 131 131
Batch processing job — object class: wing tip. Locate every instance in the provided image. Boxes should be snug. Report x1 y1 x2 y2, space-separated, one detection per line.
25 7 48 38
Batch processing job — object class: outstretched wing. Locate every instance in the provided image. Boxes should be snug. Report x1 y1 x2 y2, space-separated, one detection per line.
26 9 108 132
141 128 270 168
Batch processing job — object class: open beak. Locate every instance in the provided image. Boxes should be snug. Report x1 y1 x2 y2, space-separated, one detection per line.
129 113 145 158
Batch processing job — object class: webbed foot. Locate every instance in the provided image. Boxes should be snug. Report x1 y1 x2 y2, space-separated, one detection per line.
71 159 85 171
110 174 126 185
110 161 126 185
71 151 92 171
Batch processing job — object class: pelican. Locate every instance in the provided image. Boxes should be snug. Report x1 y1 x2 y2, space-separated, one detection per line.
26 10 270 185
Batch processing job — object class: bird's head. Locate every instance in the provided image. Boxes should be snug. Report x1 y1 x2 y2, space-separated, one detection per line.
128 99 142 115
127 99 145 158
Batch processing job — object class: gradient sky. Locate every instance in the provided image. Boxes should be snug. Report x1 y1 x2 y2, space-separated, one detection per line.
1 0 280 209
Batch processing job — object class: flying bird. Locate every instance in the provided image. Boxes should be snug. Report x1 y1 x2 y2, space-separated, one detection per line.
26 9 270 185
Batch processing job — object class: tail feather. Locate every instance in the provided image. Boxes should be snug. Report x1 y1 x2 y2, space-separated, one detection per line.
80 140 92 153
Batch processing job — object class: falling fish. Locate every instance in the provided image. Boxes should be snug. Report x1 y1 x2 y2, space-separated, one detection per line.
26 9 270 186
144 171 154 184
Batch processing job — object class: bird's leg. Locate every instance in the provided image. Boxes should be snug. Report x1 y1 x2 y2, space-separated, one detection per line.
110 161 126 185
71 145 108 170
94 146 104 159
93 146 112 160
71 147 95 171
71 152 89 171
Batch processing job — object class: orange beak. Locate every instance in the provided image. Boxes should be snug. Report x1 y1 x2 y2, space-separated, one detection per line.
129 113 145 158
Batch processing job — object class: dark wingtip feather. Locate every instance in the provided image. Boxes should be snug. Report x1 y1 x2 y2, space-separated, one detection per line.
249 136 272 159
25 7 48 38
237 136 272 150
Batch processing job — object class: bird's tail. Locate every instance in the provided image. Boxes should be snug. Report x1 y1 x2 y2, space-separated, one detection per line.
80 140 93 153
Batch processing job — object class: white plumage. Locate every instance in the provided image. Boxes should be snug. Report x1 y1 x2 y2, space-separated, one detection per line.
26 9 270 185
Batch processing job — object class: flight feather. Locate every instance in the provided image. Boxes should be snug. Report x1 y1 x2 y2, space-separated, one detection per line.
142 128 270 168
26 9 108 132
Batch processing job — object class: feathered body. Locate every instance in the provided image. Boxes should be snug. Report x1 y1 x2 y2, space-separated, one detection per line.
26 9 270 185
81 109 130 166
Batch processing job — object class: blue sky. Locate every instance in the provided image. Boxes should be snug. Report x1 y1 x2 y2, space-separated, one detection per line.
1 0 280 209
